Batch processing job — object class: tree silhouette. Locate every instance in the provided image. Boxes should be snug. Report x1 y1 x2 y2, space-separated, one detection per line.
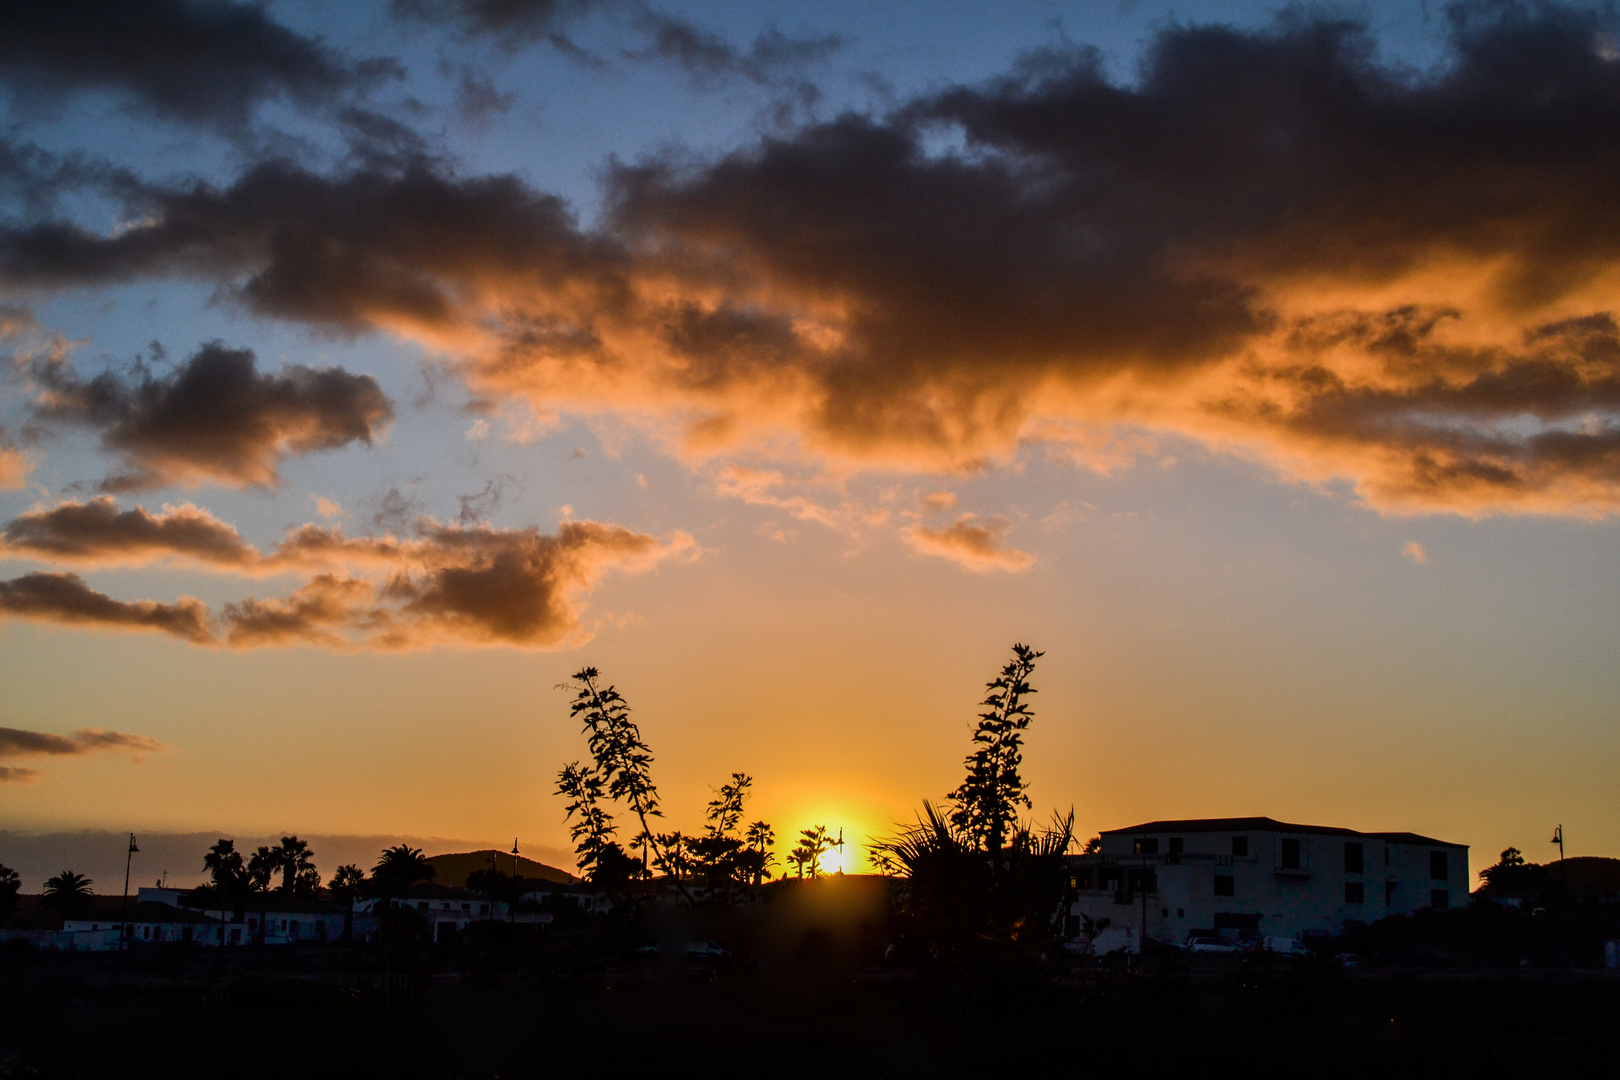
372 844 435 898
948 643 1043 858
873 801 1074 962
247 846 276 893
874 643 1076 968
202 838 251 918
0 862 20 924
556 760 619 879
563 668 664 875
328 864 366 905
41 870 94 914
790 825 834 879
687 773 756 894
742 821 777 886
267 836 314 892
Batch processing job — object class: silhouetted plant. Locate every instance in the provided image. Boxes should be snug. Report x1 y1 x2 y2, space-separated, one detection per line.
0 862 20 924
563 667 665 875
201 838 252 918
266 836 315 892
41 870 94 914
743 821 777 885
557 760 619 880
874 643 1076 969
791 825 835 879
327 864 366 905
372 844 435 898
874 801 1074 961
1479 847 1549 896
686 773 763 894
247 846 275 892
948 643 1043 858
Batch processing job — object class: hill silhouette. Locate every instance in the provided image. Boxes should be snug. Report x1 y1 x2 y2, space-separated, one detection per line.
425 850 575 887
1546 857 1620 895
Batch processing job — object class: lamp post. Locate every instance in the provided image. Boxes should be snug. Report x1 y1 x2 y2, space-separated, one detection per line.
510 839 519 923
1551 825 1567 888
120 834 138 951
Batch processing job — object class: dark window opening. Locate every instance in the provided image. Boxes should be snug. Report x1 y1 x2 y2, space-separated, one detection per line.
1074 869 1093 890
1385 881 1396 905
1345 881 1365 904
1169 837 1184 856
1280 838 1301 869
1344 842 1363 874
1064 915 1080 937
1232 836 1248 857
1429 851 1448 880
1134 838 1159 855
1214 875 1235 897
1430 889 1450 909
1127 868 1157 893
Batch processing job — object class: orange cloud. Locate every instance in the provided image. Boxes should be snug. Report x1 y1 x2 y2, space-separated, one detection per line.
903 514 1034 573
11 10 1620 515
0 571 212 642
0 505 697 650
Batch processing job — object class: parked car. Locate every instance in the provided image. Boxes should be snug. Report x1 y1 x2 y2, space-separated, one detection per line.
1336 952 1365 968
1187 937 1243 955
1263 936 1310 957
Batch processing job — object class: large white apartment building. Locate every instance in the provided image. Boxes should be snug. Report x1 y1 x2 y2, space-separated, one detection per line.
1066 817 1469 946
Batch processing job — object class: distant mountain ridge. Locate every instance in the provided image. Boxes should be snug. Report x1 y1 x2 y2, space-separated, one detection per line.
425 850 576 887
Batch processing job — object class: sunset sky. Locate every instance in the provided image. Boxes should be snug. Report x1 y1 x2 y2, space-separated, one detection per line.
4 0 1620 886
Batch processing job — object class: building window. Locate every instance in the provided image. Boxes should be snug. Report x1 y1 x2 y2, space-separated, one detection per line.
1280 838 1301 869
1385 882 1396 905
1134 837 1158 855
1345 882 1365 904
1232 836 1248 857
1169 837 1184 856
1344 842 1363 874
1074 869 1093 890
1430 889 1449 909
1214 875 1235 897
418 902 429 911
1429 851 1448 880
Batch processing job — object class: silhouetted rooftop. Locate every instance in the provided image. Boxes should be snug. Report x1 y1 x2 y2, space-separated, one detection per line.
1101 817 1463 847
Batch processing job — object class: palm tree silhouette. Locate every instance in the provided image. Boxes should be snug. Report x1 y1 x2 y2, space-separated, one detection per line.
42 870 94 914
372 844 435 898
267 836 314 892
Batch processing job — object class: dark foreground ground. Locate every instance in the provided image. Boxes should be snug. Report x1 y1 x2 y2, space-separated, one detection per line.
2 946 1619 1079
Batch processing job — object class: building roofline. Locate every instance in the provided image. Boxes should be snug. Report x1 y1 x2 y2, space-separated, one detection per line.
1099 817 1464 847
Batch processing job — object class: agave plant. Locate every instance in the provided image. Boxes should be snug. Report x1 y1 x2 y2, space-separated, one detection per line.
873 800 1073 961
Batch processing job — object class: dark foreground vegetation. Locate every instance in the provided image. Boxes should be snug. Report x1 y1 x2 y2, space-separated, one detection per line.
2 935 1619 1079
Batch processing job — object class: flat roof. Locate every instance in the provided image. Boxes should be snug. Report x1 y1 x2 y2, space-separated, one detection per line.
1101 817 1463 848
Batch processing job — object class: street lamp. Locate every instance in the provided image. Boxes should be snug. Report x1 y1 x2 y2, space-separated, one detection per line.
120 834 138 951
1551 825 1567 888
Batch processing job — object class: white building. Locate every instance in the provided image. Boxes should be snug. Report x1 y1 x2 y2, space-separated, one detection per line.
1067 816 1469 946
61 900 223 950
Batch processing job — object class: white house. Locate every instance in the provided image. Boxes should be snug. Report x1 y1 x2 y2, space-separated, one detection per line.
359 883 549 942
1067 816 1469 946
61 900 223 951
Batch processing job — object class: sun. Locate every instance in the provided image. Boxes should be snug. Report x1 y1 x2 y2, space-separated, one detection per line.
818 844 845 876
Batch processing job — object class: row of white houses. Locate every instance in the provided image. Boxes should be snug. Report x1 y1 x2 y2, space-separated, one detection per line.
2 881 582 952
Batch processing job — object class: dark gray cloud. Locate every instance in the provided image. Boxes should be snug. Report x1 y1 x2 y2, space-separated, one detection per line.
28 341 393 490
0 497 256 567
0 571 212 642
10 6 1620 512
625 14 844 93
0 725 165 758
0 0 399 132
391 0 612 51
